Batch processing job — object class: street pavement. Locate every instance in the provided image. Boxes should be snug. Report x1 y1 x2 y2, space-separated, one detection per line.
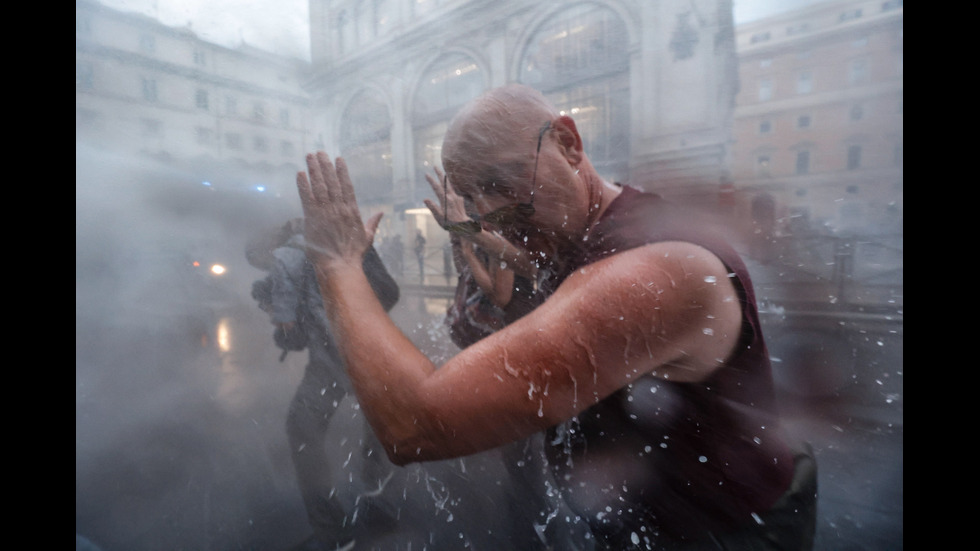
76 282 902 551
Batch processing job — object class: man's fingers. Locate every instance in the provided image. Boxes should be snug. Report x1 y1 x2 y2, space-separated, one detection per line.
425 172 444 201
335 156 359 211
423 199 444 220
305 152 331 204
315 151 340 203
364 212 383 242
296 171 315 213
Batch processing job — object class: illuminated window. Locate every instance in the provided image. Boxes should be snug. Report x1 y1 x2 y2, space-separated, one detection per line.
519 4 630 179
414 53 485 120
413 53 487 185
341 90 393 204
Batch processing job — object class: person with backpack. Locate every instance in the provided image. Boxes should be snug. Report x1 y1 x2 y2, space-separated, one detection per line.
252 218 401 550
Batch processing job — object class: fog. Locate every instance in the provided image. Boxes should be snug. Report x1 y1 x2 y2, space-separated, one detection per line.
77 1 902 550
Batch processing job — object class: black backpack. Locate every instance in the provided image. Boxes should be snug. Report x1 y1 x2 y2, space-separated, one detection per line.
252 257 311 362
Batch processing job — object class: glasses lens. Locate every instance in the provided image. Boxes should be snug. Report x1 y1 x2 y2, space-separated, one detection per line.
444 220 482 235
481 202 534 226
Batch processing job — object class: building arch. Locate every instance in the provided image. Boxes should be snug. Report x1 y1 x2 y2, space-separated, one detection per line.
513 1 634 182
509 0 639 70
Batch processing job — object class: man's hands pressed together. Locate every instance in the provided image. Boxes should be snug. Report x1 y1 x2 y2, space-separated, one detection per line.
296 151 383 268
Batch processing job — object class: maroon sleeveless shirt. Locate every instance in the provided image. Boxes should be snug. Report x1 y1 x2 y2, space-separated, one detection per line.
539 185 795 546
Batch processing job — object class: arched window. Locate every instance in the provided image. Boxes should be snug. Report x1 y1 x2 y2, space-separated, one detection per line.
340 90 393 205
412 52 487 186
519 3 630 180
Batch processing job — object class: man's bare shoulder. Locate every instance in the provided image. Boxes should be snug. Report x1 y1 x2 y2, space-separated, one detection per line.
560 241 733 293
541 241 743 382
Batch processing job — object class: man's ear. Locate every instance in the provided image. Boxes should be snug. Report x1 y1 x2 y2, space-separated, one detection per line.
552 115 584 166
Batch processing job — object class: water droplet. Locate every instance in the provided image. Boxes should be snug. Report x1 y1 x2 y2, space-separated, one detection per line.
702 328 714 336
704 275 717 283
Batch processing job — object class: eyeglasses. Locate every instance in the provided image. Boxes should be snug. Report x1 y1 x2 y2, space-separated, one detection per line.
443 121 550 235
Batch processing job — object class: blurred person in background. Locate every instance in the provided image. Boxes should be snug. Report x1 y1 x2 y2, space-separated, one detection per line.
414 229 426 283
293 84 816 550
249 218 401 551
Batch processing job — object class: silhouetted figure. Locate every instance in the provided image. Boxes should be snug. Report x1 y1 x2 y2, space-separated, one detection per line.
250 220 400 551
390 233 404 278
414 230 426 282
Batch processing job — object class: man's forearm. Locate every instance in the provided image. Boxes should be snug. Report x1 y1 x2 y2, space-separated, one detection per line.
312 259 435 458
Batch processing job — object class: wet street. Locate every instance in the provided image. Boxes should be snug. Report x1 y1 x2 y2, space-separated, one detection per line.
76 277 902 551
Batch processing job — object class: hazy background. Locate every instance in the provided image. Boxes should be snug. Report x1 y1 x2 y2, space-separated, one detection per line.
99 0 822 61
77 1 902 550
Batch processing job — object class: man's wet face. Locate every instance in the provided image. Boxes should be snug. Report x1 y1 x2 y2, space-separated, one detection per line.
453 163 536 232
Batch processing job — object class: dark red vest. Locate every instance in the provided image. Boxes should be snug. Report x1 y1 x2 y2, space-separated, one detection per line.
540 185 795 545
